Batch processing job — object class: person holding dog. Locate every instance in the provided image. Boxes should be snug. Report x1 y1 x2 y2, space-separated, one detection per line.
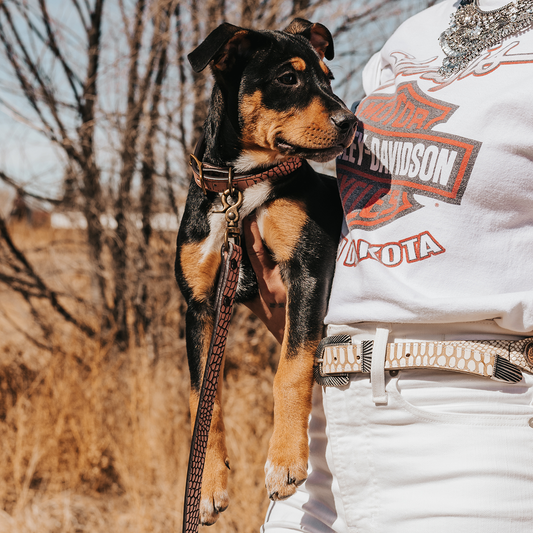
245 0 533 531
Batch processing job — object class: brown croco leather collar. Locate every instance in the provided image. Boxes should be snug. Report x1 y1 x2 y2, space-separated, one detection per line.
190 134 303 194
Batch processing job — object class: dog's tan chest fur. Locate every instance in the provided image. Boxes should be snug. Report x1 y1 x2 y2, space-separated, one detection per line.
256 199 309 263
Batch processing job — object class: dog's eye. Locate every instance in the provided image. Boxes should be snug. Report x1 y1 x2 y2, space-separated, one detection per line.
277 73 298 85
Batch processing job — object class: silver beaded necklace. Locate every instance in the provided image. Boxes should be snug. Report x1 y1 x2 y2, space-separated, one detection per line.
438 0 533 77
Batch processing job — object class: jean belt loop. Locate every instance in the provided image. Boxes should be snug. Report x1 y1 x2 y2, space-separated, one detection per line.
371 327 390 405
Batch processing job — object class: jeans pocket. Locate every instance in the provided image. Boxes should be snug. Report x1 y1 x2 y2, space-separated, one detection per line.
389 370 533 427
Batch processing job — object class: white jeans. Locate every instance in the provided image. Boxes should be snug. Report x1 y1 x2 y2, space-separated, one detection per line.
261 324 533 533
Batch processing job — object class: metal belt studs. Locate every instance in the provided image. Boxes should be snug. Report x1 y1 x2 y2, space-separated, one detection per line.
525 339 533 366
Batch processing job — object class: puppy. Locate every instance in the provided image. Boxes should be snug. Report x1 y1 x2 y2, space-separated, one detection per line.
175 18 356 525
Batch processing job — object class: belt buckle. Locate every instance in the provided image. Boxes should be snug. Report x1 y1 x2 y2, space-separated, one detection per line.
314 334 352 387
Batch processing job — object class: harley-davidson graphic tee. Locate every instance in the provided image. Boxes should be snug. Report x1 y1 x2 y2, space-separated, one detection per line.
325 0 533 334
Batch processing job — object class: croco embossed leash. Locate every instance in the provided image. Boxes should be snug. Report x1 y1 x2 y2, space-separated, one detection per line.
182 164 244 533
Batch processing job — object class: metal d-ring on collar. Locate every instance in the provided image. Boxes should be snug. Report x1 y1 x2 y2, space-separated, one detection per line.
221 167 243 251
209 165 243 250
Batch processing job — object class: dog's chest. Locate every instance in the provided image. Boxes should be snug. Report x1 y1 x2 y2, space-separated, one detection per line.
199 180 275 261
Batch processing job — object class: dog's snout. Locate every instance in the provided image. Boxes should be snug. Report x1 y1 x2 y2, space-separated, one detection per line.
331 112 357 134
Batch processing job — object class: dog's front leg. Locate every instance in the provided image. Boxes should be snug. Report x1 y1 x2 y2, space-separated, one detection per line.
258 200 335 501
265 325 318 501
264 274 328 502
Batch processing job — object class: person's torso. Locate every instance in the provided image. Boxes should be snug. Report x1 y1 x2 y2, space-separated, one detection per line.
326 0 533 334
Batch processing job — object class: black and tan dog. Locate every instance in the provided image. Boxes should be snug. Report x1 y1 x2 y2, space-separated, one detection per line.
175 18 356 525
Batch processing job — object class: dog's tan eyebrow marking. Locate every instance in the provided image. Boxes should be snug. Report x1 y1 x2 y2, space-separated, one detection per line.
319 60 330 76
290 57 307 71
180 241 221 302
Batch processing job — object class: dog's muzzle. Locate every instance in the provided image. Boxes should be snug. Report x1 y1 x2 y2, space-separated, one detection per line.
314 335 533 386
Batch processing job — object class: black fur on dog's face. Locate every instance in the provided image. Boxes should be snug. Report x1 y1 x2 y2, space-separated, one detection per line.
188 19 357 169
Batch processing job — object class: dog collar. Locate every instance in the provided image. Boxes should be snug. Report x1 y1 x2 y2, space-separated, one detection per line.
189 135 303 194
190 155 303 194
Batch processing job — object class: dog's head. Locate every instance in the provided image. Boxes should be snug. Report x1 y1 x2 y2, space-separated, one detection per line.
189 19 356 170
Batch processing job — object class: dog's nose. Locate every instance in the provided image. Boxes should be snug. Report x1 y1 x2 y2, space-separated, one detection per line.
331 112 357 133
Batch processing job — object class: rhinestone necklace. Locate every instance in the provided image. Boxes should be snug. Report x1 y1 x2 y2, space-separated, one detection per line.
438 0 533 77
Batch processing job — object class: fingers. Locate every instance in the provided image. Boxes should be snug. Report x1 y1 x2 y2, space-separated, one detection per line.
243 215 276 273
243 215 286 304
242 215 287 344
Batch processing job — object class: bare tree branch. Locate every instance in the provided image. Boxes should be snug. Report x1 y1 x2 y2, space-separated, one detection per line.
0 3 79 160
0 303 52 351
0 216 96 337
38 0 84 110
77 0 108 319
0 171 62 205
71 0 90 33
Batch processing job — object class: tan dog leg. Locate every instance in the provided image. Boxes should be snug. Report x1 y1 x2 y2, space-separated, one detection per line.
264 339 317 500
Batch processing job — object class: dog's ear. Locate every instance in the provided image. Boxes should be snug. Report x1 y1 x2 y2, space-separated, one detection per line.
188 23 259 73
283 18 334 60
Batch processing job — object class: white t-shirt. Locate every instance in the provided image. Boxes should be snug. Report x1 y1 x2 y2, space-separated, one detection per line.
325 0 533 335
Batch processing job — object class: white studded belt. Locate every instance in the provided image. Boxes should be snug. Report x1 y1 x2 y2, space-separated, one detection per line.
314 335 533 386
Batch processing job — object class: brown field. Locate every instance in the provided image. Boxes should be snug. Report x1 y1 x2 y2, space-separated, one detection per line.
0 223 280 532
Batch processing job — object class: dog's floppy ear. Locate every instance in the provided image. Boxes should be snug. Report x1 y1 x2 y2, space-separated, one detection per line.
283 18 334 60
188 23 257 73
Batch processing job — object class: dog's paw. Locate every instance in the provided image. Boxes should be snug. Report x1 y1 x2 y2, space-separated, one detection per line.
199 455 230 525
200 490 229 526
264 458 308 501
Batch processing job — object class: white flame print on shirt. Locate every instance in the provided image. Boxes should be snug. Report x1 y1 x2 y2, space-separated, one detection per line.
390 41 533 93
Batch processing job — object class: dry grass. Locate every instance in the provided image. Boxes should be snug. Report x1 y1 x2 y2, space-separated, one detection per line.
0 223 279 532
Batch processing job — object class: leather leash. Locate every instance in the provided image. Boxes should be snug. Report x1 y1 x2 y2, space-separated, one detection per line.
182 150 245 532
182 241 242 533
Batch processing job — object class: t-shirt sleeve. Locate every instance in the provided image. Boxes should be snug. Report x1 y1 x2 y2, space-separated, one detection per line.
361 51 395 96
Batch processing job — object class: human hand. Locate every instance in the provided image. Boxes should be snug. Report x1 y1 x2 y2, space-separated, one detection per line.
242 215 286 344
